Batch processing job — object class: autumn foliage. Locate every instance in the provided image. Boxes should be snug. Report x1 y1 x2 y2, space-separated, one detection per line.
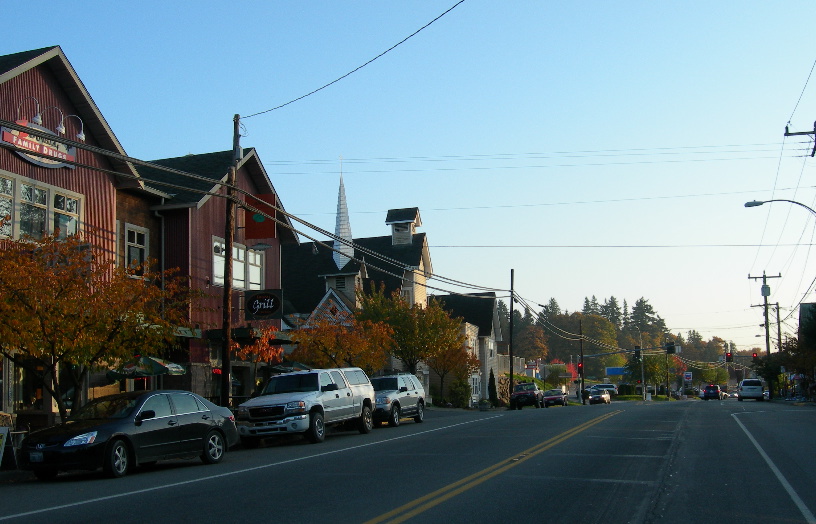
0 234 202 419
288 311 392 373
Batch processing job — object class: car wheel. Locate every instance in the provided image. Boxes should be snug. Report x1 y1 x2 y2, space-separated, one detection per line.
240 436 261 449
33 468 58 481
358 405 373 434
388 405 401 427
104 439 129 478
414 402 424 423
306 412 325 443
201 430 225 464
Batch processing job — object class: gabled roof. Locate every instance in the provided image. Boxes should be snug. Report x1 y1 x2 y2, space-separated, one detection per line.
140 148 297 243
385 207 421 226
281 232 427 316
434 292 499 338
0 46 141 187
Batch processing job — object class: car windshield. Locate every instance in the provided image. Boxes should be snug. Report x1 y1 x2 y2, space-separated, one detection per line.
371 378 399 391
69 396 139 420
262 373 319 395
514 384 535 392
544 390 562 396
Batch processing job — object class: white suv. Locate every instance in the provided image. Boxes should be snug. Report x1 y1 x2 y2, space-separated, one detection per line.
737 378 764 401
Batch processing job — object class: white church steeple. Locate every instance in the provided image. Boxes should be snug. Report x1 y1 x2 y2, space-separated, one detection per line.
333 172 354 270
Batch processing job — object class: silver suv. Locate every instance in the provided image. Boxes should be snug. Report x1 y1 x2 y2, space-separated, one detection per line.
235 367 374 445
371 374 425 427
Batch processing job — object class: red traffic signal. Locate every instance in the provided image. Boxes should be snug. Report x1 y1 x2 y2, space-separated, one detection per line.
725 352 733 362
577 362 584 376
752 352 759 362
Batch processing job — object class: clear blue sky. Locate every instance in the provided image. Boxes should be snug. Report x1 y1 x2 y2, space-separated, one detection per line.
6 1 816 354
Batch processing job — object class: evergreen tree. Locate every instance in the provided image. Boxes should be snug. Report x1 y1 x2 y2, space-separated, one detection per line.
497 299 510 342
600 296 622 328
539 298 561 323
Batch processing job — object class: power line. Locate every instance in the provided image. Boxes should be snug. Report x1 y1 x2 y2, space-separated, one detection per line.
243 1 466 119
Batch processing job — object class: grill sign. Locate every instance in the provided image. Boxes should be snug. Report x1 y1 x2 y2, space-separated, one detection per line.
245 289 282 320
1 120 77 169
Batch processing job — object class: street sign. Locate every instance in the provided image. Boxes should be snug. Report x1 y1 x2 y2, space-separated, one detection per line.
684 371 692 382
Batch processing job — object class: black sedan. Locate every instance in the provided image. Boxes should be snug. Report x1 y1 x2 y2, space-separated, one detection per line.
542 389 569 407
18 390 239 480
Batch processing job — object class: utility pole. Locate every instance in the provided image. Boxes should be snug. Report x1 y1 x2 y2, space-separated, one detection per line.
509 269 514 398
784 121 816 157
220 114 241 408
774 303 782 352
748 271 780 357
579 319 585 405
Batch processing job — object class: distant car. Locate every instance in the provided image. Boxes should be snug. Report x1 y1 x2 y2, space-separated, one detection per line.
729 391 738 398
510 382 544 409
593 383 618 396
542 389 568 407
738 379 764 401
18 390 238 480
587 387 611 405
371 374 426 427
703 384 725 400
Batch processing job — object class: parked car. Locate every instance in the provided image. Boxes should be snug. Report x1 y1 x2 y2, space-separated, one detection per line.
235 367 374 445
542 389 568 407
18 390 238 480
593 383 618 396
510 382 544 409
371 374 425 427
587 387 611 405
738 378 764 401
703 384 726 400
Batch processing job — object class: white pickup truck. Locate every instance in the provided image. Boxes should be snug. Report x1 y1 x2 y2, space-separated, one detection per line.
235 367 375 445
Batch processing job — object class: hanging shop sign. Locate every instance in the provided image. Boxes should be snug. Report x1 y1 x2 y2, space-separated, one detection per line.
245 289 282 320
0 120 77 169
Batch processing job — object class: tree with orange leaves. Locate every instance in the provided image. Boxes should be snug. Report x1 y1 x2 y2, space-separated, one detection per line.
425 341 478 401
0 234 202 420
233 325 284 392
288 311 391 373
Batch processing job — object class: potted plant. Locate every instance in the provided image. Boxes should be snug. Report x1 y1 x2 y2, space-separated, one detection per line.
478 398 491 411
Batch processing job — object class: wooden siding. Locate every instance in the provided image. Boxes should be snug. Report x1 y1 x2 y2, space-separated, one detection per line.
1 65 118 258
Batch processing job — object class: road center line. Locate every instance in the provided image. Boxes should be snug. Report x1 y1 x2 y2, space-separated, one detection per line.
732 413 816 523
364 410 621 524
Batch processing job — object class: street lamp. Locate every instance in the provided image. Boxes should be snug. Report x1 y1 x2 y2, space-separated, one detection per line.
744 199 816 217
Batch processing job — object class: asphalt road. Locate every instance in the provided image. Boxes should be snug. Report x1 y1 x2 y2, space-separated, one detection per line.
1 399 814 524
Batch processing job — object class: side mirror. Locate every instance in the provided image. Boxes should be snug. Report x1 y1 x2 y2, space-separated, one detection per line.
136 410 156 424
321 383 339 392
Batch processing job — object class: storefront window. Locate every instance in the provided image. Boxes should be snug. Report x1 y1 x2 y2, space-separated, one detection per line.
0 172 83 240
0 176 12 237
53 193 79 239
20 183 47 239
13 363 45 411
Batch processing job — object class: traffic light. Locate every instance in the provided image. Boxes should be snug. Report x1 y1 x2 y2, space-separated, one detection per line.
577 362 584 376
665 342 676 354
634 346 641 361
726 352 733 362
752 352 759 362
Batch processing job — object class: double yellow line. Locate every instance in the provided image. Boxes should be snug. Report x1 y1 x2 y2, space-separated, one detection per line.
365 410 622 524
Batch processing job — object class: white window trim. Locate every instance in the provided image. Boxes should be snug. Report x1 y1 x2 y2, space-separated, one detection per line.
0 169 83 240
212 236 264 291
124 223 149 273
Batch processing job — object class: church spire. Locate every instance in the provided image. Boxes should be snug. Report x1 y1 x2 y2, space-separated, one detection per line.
333 168 354 270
